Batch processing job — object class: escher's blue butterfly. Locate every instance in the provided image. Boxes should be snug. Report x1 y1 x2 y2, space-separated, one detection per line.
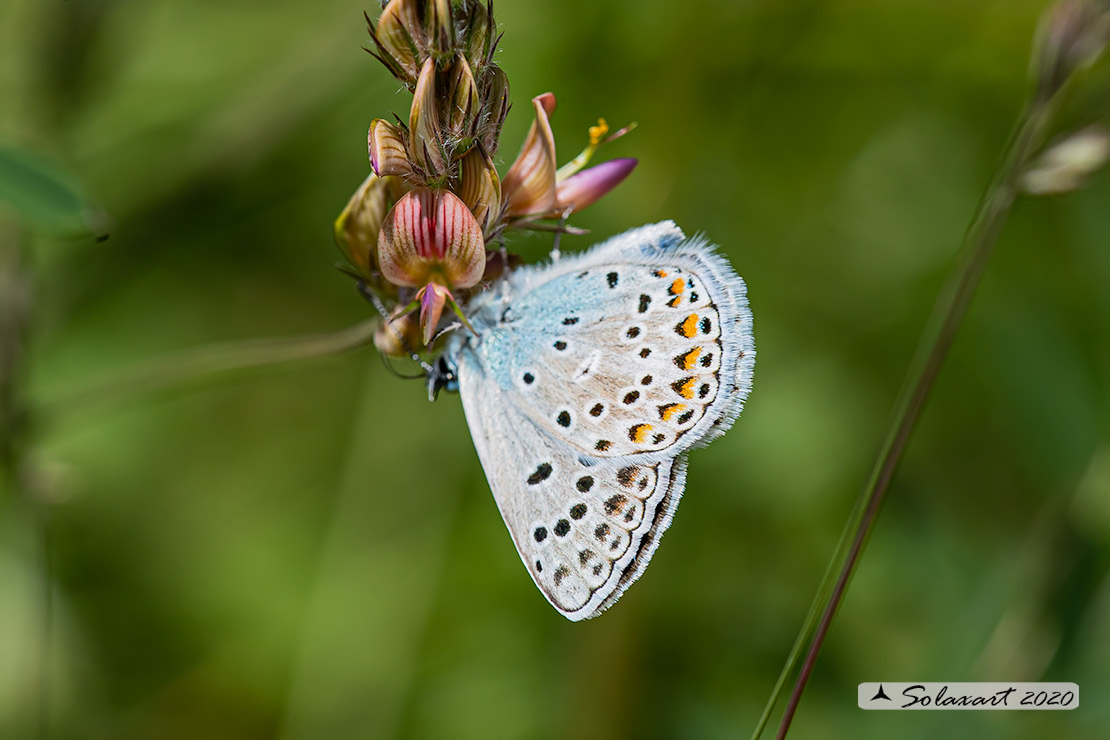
430 221 755 620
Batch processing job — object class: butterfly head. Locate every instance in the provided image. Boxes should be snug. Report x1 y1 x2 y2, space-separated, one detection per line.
427 354 459 401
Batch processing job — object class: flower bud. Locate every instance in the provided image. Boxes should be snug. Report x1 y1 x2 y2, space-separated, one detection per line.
409 58 447 175
368 119 414 178
448 55 481 138
478 66 510 155
501 93 559 217
1021 126 1110 194
334 173 404 280
369 0 427 86
377 188 486 289
416 281 452 345
1035 0 1110 98
457 146 501 230
374 310 421 357
556 157 638 212
463 0 493 68
427 0 453 54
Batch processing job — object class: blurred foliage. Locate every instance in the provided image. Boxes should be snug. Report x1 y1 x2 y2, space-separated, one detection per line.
1 1 1108 739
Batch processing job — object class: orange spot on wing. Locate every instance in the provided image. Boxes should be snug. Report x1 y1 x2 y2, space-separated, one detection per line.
660 403 685 421
678 314 698 338
669 278 685 295
672 378 696 399
678 347 701 370
629 423 652 444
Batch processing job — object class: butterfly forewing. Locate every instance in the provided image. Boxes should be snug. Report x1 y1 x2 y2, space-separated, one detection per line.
501 261 731 459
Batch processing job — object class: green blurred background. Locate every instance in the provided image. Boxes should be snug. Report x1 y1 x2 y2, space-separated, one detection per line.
2 0 1109 738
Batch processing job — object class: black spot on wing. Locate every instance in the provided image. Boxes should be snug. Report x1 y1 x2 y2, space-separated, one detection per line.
527 463 552 485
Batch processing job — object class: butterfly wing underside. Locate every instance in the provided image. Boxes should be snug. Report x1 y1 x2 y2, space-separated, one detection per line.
456 221 754 620
458 351 688 620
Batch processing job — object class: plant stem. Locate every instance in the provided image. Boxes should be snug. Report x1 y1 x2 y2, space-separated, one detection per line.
762 95 1056 740
46 317 380 422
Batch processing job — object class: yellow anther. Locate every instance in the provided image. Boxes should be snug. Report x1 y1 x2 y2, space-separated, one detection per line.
588 118 609 145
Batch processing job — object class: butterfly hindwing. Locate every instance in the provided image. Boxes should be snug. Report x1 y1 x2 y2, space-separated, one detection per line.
456 350 686 620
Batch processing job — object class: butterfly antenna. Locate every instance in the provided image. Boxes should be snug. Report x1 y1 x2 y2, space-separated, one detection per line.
356 281 435 375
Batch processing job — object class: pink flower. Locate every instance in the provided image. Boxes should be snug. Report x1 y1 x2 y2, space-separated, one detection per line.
377 187 486 344
377 188 486 289
500 93 637 220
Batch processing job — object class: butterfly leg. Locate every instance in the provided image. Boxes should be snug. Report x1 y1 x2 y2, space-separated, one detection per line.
549 207 575 262
428 321 462 344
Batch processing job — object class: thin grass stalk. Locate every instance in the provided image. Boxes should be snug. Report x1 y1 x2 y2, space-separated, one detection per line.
760 90 1059 740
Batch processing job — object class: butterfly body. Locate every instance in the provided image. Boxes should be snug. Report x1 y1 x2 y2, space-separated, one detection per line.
439 221 755 620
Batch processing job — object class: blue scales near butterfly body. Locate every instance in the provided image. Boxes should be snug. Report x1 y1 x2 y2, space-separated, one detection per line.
435 221 755 620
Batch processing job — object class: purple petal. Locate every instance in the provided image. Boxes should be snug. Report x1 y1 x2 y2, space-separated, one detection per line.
418 283 450 345
556 158 638 212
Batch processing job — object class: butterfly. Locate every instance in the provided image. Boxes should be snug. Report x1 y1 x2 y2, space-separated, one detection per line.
431 221 755 620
